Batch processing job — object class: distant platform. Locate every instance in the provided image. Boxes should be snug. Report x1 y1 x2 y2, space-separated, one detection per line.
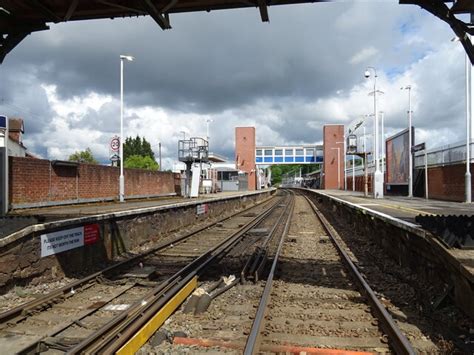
8 191 261 220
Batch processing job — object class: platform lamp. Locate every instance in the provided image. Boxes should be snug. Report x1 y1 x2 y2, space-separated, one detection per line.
452 36 472 203
364 67 384 198
119 54 134 203
401 86 414 198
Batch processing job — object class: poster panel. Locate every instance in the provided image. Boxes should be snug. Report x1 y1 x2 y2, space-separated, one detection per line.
386 128 411 185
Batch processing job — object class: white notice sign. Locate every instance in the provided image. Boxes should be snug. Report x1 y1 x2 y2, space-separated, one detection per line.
41 227 84 257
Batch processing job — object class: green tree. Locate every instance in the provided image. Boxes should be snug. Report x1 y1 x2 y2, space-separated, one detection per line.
124 155 159 171
270 164 321 184
123 135 155 161
68 148 98 164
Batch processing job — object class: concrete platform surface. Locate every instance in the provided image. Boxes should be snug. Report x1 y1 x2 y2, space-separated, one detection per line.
9 191 260 220
318 190 474 223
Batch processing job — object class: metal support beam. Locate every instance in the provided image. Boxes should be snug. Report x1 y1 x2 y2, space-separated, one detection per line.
64 0 79 21
142 0 171 29
26 0 62 23
0 32 29 64
400 0 474 64
257 0 269 22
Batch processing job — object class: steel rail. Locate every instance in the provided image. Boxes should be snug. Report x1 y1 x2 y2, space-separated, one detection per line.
303 194 416 355
0 194 276 328
66 194 286 354
243 190 295 354
241 191 292 282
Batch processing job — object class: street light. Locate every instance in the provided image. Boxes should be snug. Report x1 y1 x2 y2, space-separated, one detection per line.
452 36 472 203
365 67 384 198
119 54 134 203
401 86 414 198
180 130 186 140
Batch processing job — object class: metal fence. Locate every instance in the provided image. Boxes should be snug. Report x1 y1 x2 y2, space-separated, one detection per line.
414 140 474 168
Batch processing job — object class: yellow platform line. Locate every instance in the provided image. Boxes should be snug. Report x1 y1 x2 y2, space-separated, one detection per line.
116 276 198 355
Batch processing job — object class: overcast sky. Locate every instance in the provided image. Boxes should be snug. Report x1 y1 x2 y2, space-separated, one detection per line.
0 1 468 169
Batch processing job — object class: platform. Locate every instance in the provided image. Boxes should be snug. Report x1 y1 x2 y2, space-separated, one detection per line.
316 190 474 223
8 191 253 221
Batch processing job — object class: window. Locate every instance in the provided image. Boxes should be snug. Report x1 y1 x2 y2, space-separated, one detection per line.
296 149 304 156
285 149 293 155
306 148 314 155
264 149 273 156
256 149 262 156
275 149 283 156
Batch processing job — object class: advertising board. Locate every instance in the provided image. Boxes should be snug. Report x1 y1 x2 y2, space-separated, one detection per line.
386 128 413 185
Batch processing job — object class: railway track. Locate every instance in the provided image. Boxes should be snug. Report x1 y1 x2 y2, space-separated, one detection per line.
146 192 438 354
0 192 285 354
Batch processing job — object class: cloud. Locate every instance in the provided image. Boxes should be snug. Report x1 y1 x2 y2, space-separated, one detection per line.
0 2 468 169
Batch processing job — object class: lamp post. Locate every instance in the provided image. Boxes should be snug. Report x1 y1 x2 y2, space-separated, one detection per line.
380 111 385 179
401 86 413 198
452 36 472 203
180 130 186 140
331 147 341 189
365 67 384 198
119 54 134 203
466 50 472 203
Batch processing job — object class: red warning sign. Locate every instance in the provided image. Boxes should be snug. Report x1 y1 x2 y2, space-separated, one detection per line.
84 224 100 245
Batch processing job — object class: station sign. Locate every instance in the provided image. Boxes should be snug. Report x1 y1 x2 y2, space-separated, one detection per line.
196 204 208 215
40 223 100 257
411 142 426 153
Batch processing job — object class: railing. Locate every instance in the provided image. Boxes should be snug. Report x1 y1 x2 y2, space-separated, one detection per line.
414 140 474 168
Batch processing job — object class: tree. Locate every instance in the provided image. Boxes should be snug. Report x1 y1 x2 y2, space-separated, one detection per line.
123 135 155 161
270 164 321 184
124 155 159 171
68 148 98 164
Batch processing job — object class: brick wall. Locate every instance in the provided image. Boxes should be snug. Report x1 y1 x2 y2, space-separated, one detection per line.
323 125 344 189
9 157 178 207
235 127 257 191
427 163 474 202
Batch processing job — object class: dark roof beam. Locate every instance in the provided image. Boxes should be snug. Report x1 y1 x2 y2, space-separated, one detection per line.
161 0 179 14
0 32 28 64
257 0 269 22
26 0 62 23
400 0 474 64
95 0 147 15
142 0 171 29
63 0 79 21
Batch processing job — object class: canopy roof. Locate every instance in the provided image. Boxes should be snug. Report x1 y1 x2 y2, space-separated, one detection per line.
0 1 473 63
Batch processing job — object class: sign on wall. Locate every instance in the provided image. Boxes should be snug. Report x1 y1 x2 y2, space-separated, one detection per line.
41 224 100 257
196 204 208 215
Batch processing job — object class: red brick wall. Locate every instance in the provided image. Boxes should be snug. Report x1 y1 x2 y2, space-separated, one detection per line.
323 125 344 190
235 127 256 191
346 175 373 193
428 163 474 202
9 157 178 206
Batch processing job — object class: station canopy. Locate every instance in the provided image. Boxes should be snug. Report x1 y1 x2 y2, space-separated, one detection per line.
0 1 473 63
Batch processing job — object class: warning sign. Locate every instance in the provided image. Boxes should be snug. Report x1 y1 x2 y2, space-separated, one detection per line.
41 227 84 257
40 224 100 257
196 204 208 215
84 224 100 245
